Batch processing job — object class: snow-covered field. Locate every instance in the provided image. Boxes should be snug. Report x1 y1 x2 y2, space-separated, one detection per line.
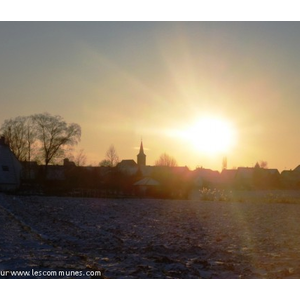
1 191 300 279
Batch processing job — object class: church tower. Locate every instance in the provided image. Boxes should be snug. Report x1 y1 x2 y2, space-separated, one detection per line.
137 141 146 167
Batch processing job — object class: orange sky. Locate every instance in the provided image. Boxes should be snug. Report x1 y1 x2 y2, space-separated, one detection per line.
0 22 300 171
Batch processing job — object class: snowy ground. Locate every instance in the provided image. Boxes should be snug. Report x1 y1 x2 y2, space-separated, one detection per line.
1 191 300 279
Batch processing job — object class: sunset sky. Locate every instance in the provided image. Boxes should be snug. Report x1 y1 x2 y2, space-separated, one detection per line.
1 22 300 171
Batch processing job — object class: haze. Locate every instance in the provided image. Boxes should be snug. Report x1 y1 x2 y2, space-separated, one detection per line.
1 22 299 171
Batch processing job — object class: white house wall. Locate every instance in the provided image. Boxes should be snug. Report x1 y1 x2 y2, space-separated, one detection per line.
0 143 22 190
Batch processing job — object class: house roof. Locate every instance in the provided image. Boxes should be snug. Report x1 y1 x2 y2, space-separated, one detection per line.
236 167 254 178
117 160 137 168
193 168 220 179
153 166 189 173
134 177 160 186
265 169 280 175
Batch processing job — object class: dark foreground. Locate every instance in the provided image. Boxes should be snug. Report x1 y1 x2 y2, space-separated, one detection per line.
1 192 300 278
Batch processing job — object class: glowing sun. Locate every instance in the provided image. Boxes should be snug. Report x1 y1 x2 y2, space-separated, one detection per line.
174 117 237 155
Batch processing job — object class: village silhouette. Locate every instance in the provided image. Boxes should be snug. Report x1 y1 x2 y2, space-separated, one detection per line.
2 112 300 280
1 129 300 199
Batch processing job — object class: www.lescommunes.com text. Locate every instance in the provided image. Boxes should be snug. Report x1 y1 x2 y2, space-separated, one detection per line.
0 269 102 278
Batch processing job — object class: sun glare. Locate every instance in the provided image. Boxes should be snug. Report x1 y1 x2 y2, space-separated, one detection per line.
172 117 236 155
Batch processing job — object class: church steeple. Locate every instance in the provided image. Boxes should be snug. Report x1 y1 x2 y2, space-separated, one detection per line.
137 141 146 167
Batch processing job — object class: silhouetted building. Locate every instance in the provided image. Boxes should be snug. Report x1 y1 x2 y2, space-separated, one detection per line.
220 169 237 187
137 141 146 167
0 136 22 191
117 159 138 175
235 167 255 189
193 167 220 188
63 158 76 167
21 161 39 181
134 177 160 197
281 165 300 188
151 166 192 198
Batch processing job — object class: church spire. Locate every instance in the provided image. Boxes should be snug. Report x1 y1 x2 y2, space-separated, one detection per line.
139 141 144 154
137 140 146 166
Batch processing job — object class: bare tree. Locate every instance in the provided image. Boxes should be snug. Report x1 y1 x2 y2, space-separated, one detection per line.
32 113 81 170
99 159 112 167
24 116 38 162
255 161 268 169
1 116 27 161
74 149 87 166
0 116 37 161
155 153 178 167
260 161 268 169
104 144 119 167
